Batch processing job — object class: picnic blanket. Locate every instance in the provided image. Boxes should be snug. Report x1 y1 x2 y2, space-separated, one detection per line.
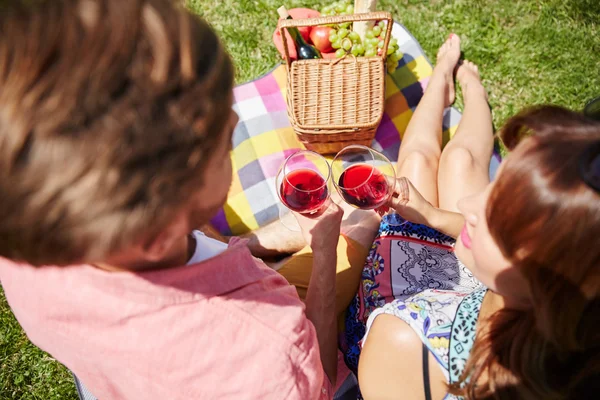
211 22 501 236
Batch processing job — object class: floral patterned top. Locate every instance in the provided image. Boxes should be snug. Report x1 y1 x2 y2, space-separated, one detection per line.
342 214 483 374
363 288 487 399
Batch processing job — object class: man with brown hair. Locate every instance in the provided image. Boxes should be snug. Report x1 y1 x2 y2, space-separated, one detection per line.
0 0 380 398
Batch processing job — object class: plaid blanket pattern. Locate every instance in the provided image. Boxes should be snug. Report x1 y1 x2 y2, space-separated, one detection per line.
211 23 501 235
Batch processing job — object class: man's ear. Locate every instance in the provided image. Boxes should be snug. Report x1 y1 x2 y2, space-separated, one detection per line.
142 211 190 262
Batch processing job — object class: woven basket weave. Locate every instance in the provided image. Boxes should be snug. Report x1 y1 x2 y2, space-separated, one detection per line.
279 12 393 154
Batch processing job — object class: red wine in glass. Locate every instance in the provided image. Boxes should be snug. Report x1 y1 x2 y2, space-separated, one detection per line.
338 164 389 209
280 168 328 213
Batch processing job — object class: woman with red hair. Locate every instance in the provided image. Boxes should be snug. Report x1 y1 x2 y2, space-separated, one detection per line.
356 35 600 400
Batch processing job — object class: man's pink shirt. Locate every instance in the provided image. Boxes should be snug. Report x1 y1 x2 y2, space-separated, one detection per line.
0 238 332 399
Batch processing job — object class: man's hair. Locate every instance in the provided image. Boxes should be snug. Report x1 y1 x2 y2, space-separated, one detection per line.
0 0 234 266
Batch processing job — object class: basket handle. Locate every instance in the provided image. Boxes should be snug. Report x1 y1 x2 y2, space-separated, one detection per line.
278 11 393 68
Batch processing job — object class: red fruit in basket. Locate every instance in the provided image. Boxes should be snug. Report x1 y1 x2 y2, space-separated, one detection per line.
309 26 333 53
273 8 320 60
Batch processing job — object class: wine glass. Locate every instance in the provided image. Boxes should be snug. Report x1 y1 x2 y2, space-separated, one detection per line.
331 145 405 225
276 150 331 230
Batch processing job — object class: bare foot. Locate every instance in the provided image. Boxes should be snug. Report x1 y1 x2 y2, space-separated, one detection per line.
435 33 461 107
456 60 486 102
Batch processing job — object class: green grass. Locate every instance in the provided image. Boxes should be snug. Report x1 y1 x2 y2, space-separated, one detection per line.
1 0 599 398
190 0 599 129
0 289 76 399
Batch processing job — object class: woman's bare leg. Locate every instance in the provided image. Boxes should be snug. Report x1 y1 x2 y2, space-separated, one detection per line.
396 34 461 207
437 61 494 212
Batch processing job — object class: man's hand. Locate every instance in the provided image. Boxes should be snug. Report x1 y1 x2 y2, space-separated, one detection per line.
387 177 435 225
293 202 343 254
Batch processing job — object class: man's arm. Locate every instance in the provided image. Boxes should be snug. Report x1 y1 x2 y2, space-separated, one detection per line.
241 212 306 258
294 204 344 388
201 190 382 262
304 247 338 388
200 212 306 259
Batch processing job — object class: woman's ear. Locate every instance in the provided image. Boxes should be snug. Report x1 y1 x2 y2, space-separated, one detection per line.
142 211 190 262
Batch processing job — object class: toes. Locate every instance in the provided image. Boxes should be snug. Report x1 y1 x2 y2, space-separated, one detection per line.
437 34 459 59
457 60 481 81
448 33 460 47
438 41 449 55
437 33 461 68
464 60 478 72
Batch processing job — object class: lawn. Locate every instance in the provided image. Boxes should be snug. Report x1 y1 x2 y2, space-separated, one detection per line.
0 0 598 398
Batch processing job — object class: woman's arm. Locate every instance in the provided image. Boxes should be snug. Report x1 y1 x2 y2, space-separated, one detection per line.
388 177 465 238
359 314 448 400
423 207 465 239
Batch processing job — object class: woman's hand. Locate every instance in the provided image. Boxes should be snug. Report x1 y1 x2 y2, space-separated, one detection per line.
387 177 435 226
387 177 465 238
293 202 343 254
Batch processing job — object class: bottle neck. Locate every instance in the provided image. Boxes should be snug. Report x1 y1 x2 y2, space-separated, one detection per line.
287 26 307 47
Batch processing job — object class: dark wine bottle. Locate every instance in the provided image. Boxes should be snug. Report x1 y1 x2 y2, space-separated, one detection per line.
277 6 322 60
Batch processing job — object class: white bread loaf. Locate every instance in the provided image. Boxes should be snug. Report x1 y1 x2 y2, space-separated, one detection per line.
353 0 377 41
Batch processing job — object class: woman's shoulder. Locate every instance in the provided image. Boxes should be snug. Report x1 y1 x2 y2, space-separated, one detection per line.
364 288 487 377
360 289 487 400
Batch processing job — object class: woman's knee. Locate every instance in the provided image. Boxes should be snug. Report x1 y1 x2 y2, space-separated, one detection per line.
399 150 440 175
440 145 477 172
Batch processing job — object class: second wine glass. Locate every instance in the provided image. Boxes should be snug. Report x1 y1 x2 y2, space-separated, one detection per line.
331 145 404 224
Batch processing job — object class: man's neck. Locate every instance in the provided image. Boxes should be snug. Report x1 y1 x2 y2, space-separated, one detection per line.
94 234 193 273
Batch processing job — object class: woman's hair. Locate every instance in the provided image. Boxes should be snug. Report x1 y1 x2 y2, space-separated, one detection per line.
0 0 234 265
451 106 600 399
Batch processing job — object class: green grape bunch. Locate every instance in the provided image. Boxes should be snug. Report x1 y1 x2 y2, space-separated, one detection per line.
319 2 404 74
321 0 355 18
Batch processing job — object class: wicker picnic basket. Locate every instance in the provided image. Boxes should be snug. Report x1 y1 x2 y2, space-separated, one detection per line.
279 11 393 154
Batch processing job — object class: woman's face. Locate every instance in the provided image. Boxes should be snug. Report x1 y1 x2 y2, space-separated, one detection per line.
455 159 530 306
